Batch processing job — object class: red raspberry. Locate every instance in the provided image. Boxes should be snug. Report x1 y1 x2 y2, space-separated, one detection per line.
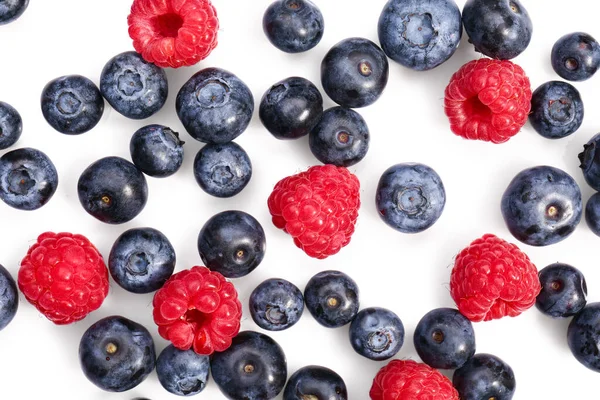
370 359 459 400
17 232 109 325
444 59 532 143
450 233 541 322
153 266 242 355
267 165 360 259
128 0 219 68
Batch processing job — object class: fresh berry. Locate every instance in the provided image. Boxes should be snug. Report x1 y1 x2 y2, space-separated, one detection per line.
152 266 242 355
17 232 109 325
0 0 28 25
40 75 104 135
259 76 323 140
108 227 176 294
413 307 475 369
536 263 587 318
450 234 540 322
579 133 600 191
283 365 347 400
586 192 600 237
77 156 148 224
176 68 254 144
156 344 210 396
551 32 600 82
321 38 389 108
197 210 266 278
130 124 184 178
0 101 22 150
263 0 324 53
501 166 582 246
211 330 287 400
0 264 18 331
193 142 252 198
250 278 304 331
304 270 359 328
100 51 168 120
370 359 459 400
453 353 516 400
529 81 584 139
309 107 370 167
79 315 156 392
444 59 532 143
127 0 219 68
267 165 360 259
349 307 404 361
378 0 462 71
376 162 446 234
0 147 58 211
567 302 600 372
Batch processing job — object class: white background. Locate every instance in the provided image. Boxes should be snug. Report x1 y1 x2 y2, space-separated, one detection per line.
0 0 598 398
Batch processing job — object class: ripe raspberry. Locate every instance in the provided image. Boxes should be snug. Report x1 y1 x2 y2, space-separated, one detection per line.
153 266 242 355
17 232 109 325
370 359 459 400
444 59 532 143
450 233 541 322
267 165 360 259
128 0 219 68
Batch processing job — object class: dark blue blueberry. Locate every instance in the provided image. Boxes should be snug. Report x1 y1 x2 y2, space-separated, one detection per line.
109 227 176 294
0 101 22 150
378 0 462 71
0 264 18 331
263 0 324 53
194 142 252 198
568 303 600 372
309 107 369 167
462 0 532 60
376 163 446 234
529 81 584 140
176 68 254 144
249 278 304 331
552 33 600 82
349 307 404 361
77 156 148 224
579 133 600 191
259 77 323 140
501 166 582 246
0 147 58 211
211 331 287 400
304 270 359 328
0 0 28 25
414 308 475 369
321 38 389 108
79 316 156 392
156 344 210 396
198 210 266 278
453 353 516 400
536 263 587 318
283 365 347 400
586 192 600 237
100 51 168 120
130 124 184 178
41 75 104 135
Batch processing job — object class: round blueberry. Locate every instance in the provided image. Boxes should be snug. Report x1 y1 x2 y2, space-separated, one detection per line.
304 270 359 328
536 263 587 318
568 303 600 372
349 307 404 361
0 101 22 150
156 344 210 396
194 142 252 198
130 124 184 178
586 192 600 237
0 0 29 25
579 133 600 191
263 0 324 53
0 264 18 331
283 365 347 400
453 353 516 400
529 81 584 139
250 278 304 331
552 32 600 82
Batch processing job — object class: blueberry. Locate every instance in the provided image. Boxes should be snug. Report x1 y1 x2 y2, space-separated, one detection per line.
309 107 369 167
586 193 600 237
194 142 252 198
501 166 582 246
304 270 359 328
283 365 347 400
552 33 600 82
0 101 22 150
176 68 254 144
100 51 168 120
376 163 446 234
0 0 29 25
0 147 58 211
378 0 462 71
109 227 176 294
0 264 18 331
211 331 287 400
453 353 516 400
579 133 600 191
536 263 587 318
414 308 475 369
77 156 148 224
462 0 532 60
568 303 600 372
130 124 184 178
529 81 584 140
41 75 104 135
263 0 324 53
79 316 156 392
321 38 389 108
249 278 304 331
156 344 210 396
259 77 323 140
349 307 404 361
198 210 266 278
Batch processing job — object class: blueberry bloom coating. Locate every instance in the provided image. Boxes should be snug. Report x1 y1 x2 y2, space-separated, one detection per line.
250 278 304 331
0 101 22 150
529 81 584 139
263 0 324 53
156 344 210 396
